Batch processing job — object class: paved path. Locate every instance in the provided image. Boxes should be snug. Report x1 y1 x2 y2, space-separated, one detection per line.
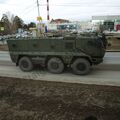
0 51 119 86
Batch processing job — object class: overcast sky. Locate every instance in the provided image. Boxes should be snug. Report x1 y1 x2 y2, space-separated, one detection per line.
0 0 120 23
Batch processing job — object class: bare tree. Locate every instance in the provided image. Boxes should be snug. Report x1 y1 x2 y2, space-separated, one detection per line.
1 12 24 34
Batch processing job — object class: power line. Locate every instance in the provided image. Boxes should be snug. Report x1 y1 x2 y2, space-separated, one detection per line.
19 4 37 16
1 1 120 8
0 1 120 7
18 2 37 15
38 4 120 8
20 1 37 12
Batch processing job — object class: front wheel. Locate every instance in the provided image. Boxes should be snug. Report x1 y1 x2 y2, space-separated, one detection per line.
71 58 90 75
47 57 64 74
19 57 33 72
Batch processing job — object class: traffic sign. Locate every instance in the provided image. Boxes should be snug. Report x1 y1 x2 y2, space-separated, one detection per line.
37 16 42 21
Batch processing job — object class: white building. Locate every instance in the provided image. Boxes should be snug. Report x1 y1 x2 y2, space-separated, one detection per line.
92 15 120 22
92 15 120 31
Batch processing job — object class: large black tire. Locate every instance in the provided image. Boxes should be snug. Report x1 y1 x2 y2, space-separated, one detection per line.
19 57 33 72
71 58 90 75
47 57 64 74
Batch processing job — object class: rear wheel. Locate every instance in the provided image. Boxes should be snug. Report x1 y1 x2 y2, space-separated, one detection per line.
47 57 64 74
19 57 33 71
71 58 90 75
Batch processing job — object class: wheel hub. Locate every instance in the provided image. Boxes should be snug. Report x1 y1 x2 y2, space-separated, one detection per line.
51 62 59 69
21 60 29 68
77 63 86 71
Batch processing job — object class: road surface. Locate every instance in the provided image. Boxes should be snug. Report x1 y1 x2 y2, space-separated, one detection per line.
0 51 120 86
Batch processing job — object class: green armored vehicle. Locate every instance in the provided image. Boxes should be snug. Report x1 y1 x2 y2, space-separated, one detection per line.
7 34 106 75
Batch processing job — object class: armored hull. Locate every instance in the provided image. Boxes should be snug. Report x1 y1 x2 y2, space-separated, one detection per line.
7 35 106 75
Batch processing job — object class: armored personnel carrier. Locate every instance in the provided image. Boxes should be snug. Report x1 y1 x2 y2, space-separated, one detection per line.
7 34 106 75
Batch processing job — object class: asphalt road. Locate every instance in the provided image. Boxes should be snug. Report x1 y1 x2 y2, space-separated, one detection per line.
0 51 120 86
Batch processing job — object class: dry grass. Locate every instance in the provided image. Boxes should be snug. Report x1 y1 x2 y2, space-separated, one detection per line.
0 77 120 120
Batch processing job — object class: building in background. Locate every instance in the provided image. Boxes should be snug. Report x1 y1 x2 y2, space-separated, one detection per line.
47 19 70 31
50 19 69 24
92 15 120 31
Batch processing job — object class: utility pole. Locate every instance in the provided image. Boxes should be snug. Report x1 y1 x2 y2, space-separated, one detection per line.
37 0 40 18
47 0 50 22
36 0 43 37
36 0 42 21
